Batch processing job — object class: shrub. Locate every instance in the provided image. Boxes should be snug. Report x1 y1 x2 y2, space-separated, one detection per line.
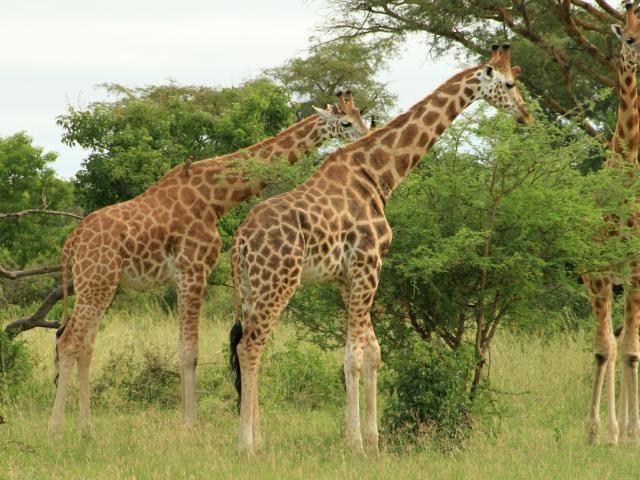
127 350 181 407
92 345 180 408
0 331 33 401
263 341 342 409
381 338 478 449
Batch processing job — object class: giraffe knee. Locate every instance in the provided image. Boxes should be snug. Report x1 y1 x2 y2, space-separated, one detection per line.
594 353 607 366
344 345 363 376
624 354 639 368
364 341 381 369
181 349 198 369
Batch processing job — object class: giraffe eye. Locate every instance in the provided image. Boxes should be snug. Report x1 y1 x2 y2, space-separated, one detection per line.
505 81 515 89
340 121 352 128
627 37 636 44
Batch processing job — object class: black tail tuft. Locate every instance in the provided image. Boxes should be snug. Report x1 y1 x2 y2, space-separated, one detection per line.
229 323 243 411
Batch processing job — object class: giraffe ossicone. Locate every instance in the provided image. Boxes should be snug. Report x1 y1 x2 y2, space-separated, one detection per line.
48 91 368 438
229 44 530 456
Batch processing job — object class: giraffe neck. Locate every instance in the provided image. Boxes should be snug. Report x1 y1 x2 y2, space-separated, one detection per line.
152 114 329 217
325 66 481 199
608 51 639 168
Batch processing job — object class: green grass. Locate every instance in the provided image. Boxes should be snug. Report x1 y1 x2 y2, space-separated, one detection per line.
2 306 638 479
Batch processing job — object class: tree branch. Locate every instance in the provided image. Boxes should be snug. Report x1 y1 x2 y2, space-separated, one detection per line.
593 0 624 20
0 264 62 280
4 281 73 337
0 209 83 221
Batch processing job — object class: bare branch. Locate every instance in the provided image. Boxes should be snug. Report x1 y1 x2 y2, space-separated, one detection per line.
0 209 83 221
0 264 62 280
559 0 615 70
572 0 621 22
4 281 73 337
593 0 624 20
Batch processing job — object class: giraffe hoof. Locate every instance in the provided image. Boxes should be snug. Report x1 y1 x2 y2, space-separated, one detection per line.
586 420 599 445
364 433 380 457
182 422 197 433
80 424 93 439
346 437 365 455
606 423 619 446
48 423 62 440
238 443 256 458
626 425 640 444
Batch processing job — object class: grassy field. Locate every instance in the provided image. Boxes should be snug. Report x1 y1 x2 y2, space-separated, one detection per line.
2 303 638 479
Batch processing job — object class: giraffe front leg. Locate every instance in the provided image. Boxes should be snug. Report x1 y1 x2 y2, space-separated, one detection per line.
604 349 619 445
585 276 615 444
620 354 629 441
362 327 381 456
77 348 94 438
621 276 640 443
176 269 209 428
344 338 364 453
252 380 263 449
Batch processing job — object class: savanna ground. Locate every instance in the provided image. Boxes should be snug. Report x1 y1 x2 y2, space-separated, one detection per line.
1 292 638 480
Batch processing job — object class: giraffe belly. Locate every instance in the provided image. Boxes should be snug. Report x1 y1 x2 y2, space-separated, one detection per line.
300 259 334 286
120 257 176 291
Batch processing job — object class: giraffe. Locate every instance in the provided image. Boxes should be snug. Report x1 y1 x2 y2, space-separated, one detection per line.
48 92 368 437
583 1 640 446
229 44 530 455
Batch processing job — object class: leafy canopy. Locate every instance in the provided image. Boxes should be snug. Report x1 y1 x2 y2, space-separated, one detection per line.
58 80 294 210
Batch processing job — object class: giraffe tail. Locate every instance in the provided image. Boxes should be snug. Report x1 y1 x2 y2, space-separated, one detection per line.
229 239 247 410
60 235 74 328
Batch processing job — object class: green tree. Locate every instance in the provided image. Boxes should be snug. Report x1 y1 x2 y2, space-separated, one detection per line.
325 0 625 140
267 38 397 121
0 132 76 304
58 80 294 211
288 105 640 392
376 105 639 387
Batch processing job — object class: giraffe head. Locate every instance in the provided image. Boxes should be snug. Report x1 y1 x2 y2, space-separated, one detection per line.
612 2 640 67
313 91 369 142
477 43 531 125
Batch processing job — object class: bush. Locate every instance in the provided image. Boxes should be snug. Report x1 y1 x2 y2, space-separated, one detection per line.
262 341 343 409
0 331 33 401
93 345 180 408
381 338 478 449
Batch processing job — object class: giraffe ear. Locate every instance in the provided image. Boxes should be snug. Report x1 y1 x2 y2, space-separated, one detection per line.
511 66 521 79
612 24 624 41
312 106 336 122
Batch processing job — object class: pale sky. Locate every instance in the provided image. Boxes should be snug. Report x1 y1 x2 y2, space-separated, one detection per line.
1 0 460 179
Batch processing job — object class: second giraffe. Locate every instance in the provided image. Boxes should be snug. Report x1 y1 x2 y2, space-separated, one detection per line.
230 44 531 455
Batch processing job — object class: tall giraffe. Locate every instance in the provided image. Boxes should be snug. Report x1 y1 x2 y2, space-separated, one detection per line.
583 2 640 446
49 92 368 437
229 45 530 455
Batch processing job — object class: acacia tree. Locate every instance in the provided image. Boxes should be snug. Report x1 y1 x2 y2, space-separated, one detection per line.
289 104 640 393
58 80 294 211
0 133 77 308
324 0 627 140
266 38 397 121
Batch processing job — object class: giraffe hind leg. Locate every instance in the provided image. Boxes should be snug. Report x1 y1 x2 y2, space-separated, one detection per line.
49 251 121 438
